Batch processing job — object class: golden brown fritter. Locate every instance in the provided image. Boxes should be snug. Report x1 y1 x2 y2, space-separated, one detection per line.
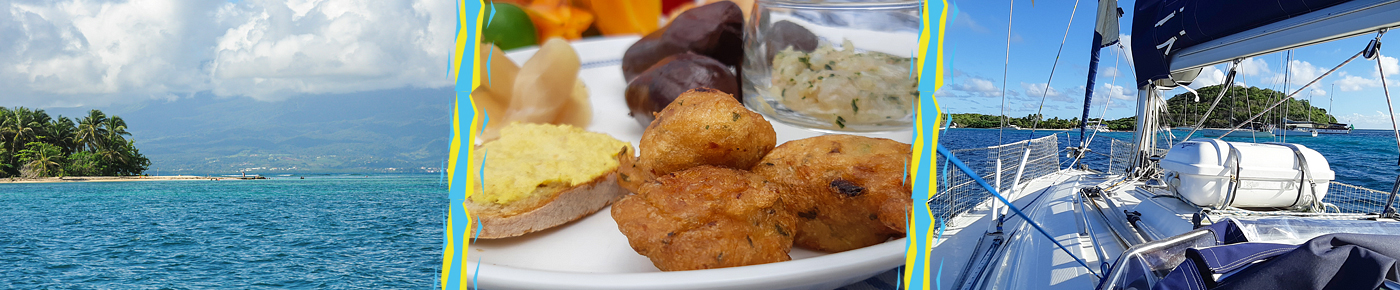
618 88 777 193
612 165 797 271
751 135 911 252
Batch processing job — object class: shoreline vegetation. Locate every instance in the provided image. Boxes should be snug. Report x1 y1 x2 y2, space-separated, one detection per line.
945 85 1337 131
0 175 263 184
2 108 150 179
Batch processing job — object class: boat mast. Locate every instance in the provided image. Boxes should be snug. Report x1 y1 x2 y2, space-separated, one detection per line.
1131 85 1161 172
1080 0 1121 150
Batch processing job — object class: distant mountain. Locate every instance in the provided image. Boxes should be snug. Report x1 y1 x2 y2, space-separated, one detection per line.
45 88 455 175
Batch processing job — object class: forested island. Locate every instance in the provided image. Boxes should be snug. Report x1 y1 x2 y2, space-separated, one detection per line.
947 85 1337 131
1161 84 1335 127
1 108 149 178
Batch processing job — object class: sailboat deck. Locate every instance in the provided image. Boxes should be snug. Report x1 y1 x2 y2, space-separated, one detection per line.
931 163 1400 289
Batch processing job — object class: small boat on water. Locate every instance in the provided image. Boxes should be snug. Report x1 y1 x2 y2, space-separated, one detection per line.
1270 119 1320 137
1087 123 1112 132
1271 126 1319 137
1171 123 1274 138
1316 122 1354 134
1198 128 1274 138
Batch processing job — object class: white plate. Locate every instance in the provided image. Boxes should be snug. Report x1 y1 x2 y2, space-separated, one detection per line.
465 36 912 290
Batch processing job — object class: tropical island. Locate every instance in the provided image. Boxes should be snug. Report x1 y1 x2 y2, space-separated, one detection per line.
947 85 1337 131
1 108 149 179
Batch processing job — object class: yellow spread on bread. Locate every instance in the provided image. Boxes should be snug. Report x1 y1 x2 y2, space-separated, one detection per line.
471 122 628 205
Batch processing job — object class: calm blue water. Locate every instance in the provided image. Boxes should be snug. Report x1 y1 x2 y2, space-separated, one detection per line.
0 175 445 289
939 128 1400 192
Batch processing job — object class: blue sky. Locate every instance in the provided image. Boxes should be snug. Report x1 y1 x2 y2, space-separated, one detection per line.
938 0 1400 129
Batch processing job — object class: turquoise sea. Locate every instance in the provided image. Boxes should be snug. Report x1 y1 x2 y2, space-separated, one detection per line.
8 129 1399 288
939 128 1400 192
0 175 445 289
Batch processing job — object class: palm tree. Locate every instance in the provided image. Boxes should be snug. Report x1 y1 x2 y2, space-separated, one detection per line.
17 142 64 178
46 117 78 154
76 110 109 152
104 115 130 149
5 107 40 166
0 107 12 152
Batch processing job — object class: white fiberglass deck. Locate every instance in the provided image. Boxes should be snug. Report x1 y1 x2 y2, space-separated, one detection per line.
928 170 1200 290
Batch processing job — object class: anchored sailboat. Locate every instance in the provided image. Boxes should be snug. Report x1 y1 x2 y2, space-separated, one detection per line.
931 0 1400 289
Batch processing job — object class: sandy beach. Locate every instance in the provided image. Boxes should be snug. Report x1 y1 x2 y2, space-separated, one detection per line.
0 175 266 184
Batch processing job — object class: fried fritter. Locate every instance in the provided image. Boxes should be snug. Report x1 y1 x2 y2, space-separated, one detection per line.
751 135 911 252
612 165 796 271
618 88 777 193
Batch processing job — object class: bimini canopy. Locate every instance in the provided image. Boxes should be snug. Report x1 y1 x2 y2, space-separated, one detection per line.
1132 0 1400 87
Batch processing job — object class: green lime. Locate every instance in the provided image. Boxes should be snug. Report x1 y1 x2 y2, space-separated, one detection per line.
483 3 537 51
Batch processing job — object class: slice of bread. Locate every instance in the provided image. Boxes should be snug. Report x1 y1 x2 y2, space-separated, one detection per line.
467 123 631 239
466 172 626 239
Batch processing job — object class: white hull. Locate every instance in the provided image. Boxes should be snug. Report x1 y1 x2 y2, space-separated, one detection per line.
1169 127 1273 138
1196 128 1273 138
1270 128 1318 137
1316 128 1351 134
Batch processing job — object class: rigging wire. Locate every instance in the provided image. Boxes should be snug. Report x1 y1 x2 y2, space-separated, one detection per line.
1183 60 1241 140
998 0 1015 155
1371 30 1400 166
1282 50 1293 143
1220 49 1367 138
1069 43 1127 169
1244 71 1258 143
1027 0 1082 172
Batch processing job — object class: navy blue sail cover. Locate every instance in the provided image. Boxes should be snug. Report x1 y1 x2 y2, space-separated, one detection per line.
1152 233 1400 290
1132 0 1352 87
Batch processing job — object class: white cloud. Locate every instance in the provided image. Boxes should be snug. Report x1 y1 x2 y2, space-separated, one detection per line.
939 73 1015 99
1101 67 1120 78
1263 59 1324 86
1238 57 1270 76
1095 83 1133 101
1376 56 1400 77
209 0 455 100
954 77 1002 97
1116 34 1134 70
1338 111 1400 130
1020 82 1075 103
1314 56 1400 93
0 0 456 107
1189 65 1226 89
1336 73 1379 91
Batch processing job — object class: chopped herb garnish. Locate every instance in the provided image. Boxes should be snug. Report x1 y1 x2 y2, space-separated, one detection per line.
852 99 860 114
731 112 741 121
824 64 832 70
836 116 847 128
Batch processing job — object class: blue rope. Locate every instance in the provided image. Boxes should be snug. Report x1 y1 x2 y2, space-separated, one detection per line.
936 144 1101 278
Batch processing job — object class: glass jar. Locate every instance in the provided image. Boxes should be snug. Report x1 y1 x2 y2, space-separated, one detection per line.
741 0 922 132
